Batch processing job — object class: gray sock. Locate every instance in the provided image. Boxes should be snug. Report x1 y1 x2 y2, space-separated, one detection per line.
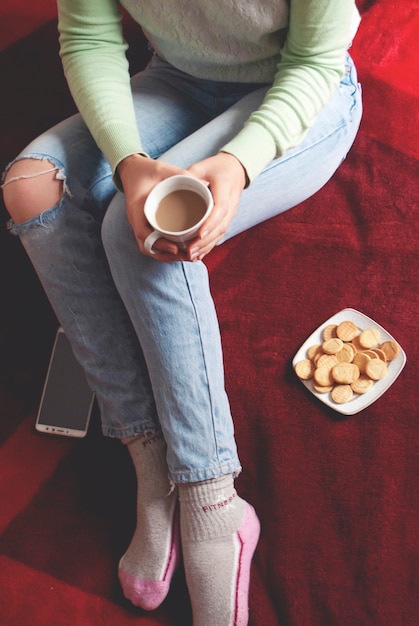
118 431 179 608
178 475 260 626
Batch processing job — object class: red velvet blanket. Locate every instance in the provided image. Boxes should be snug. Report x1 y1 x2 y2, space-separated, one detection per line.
0 2 418 624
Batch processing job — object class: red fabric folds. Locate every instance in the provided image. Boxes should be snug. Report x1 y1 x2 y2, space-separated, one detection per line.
0 1 418 624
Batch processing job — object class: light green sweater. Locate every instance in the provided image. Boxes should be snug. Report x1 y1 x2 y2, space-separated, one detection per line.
57 0 360 184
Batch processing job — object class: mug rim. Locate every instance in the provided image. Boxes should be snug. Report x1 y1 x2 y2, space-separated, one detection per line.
144 175 213 237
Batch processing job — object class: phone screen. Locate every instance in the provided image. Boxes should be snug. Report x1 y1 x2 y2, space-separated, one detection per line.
35 328 94 437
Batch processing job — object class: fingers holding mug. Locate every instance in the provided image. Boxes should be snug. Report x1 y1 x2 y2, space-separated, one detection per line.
143 175 213 260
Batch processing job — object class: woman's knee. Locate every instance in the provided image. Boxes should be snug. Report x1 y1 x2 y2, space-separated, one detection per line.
2 158 64 224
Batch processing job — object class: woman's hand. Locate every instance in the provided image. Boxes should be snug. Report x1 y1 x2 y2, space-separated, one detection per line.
186 152 247 261
118 151 247 262
118 154 191 262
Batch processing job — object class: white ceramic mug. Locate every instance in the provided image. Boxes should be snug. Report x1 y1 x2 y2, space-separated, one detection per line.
143 175 213 254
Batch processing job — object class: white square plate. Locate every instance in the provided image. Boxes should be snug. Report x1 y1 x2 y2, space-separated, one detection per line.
292 308 407 415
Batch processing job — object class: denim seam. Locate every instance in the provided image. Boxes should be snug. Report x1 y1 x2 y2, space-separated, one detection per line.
180 262 221 466
259 57 361 175
168 459 242 484
103 420 162 439
263 93 361 175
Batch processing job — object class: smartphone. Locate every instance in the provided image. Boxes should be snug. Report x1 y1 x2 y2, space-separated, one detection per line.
35 327 95 438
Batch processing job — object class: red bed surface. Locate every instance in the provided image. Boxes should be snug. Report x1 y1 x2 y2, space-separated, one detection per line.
0 1 418 624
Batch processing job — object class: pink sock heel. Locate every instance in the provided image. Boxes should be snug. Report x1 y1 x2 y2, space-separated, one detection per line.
234 503 260 626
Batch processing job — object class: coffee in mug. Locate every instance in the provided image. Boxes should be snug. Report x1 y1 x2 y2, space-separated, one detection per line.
144 175 213 254
154 189 208 232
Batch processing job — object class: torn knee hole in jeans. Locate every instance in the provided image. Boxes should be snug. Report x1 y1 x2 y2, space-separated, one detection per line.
1 159 72 198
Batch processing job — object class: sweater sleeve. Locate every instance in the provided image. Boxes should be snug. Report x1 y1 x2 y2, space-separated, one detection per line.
221 0 360 183
57 0 145 178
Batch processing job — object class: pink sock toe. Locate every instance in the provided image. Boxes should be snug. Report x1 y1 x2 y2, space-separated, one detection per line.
119 569 172 611
118 515 181 610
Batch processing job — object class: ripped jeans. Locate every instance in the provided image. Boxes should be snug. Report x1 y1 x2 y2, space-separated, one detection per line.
2 54 362 483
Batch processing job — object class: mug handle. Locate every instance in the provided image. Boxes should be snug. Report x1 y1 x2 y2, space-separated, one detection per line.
144 230 161 255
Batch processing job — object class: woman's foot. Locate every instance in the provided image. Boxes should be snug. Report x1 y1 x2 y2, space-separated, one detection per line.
118 432 180 610
178 475 260 625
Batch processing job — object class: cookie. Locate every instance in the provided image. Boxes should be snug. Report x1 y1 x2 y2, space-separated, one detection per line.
316 354 339 370
322 338 344 354
313 382 334 394
294 359 315 380
352 351 371 374
379 340 400 361
335 343 355 363
307 343 322 360
322 324 338 341
363 349 380 360
359 328 380 349
331 384 353 404
351 375 374 394
365 358 387 380
314 366 335 387
336 320 358 342
332 362 360 385
371 348 387 362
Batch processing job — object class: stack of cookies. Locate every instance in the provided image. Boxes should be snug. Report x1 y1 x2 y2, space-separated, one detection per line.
294 320 400 405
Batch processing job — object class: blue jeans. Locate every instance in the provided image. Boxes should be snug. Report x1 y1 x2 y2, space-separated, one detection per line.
4 54 362 483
